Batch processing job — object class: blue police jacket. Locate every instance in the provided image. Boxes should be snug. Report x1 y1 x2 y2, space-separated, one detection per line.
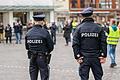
25 25 54 54
72 18 107 59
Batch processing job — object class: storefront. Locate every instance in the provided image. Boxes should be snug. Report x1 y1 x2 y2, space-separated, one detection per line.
0 6 54 27
0 0 55 27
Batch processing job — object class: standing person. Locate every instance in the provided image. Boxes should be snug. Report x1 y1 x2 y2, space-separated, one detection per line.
25 13 54 80
49 22 57 45
19 23 23 41
107 20 120 68
0 22 4 43
63 21 71 46
13 22 21 44
5 24 12 43
72 18 77 35
72 7 107 80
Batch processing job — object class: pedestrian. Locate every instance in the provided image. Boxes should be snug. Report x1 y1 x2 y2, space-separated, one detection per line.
13 22 21 44
63 21 71 46
72 7 107 80
25 13 54 80
19 23 23 41
49 22 57 45
0 22 4 43
71 18 77 35
107 20 120 68
5 24 12 43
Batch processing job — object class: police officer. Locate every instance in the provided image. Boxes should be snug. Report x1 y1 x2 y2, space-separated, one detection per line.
25 13 54 80
72 7 107 80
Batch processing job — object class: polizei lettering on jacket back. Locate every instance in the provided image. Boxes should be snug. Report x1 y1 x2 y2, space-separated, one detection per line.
81 33 98 37
27 40 43 44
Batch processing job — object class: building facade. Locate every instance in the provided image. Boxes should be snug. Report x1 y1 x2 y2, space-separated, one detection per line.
69 0 120 23
0 0 55 27
54 0 69 24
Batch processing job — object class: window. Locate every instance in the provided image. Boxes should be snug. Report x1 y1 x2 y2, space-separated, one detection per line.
100 0 112 9
80 0 85 8
70 0 78 8
89 0 96 8
84 0 96 8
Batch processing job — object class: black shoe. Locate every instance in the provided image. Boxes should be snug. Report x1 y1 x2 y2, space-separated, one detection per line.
110 63 117 68
113 63 117 66
19 42 22 44
110 63 114 68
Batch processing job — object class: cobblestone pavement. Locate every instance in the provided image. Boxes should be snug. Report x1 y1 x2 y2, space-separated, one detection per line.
0 35 120 80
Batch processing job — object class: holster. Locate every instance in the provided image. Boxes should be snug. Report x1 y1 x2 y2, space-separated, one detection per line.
27 50 42 59
27 51 32 59
30 54 38 62
46 54 51 64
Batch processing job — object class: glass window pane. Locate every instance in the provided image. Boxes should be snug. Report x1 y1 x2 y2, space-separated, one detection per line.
70 0 78 8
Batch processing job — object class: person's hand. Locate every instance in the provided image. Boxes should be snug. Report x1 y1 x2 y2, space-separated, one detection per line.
99 57 106 64
76 57 84 64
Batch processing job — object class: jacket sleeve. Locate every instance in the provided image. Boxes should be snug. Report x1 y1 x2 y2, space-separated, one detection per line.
46 31 54 53
25 36 29 50
99 28 107 58
72 28 81 59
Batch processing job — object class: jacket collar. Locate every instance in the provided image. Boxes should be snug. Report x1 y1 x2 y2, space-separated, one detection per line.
82 18 94 23
34 25 42 28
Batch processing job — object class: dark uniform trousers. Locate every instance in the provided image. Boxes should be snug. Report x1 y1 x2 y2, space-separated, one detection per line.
79 58 103 80
29 54 49 80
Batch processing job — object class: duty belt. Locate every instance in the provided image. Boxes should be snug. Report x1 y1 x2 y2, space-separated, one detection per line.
37 52 46 56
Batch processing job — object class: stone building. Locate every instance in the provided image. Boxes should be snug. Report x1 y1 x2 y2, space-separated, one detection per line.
69 0 120 23
0 0 55 27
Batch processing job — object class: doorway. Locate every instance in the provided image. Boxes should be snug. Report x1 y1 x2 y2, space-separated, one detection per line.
13 12 27 25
